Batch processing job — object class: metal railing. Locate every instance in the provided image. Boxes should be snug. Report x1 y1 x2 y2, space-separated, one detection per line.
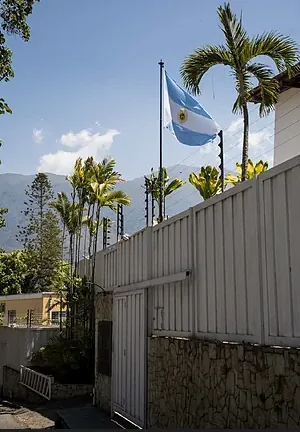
20 365 52 400
0 310 66 328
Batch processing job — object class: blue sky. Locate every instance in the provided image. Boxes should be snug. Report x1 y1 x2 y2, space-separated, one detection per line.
0 0 300 180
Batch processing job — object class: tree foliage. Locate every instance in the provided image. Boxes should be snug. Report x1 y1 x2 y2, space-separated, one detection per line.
225 159 268 185
0 206 7 229
0 249 35 295
144 167 185 221
0 0 40 121
189 166 222 200
0 0 40 81
50 157 131 340
0 0 40 239
17 173 62 291
181 2 300 181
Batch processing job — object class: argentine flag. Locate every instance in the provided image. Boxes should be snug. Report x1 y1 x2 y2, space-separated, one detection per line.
164 71 220 146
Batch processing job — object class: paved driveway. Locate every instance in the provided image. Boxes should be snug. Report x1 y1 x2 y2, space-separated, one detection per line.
0 413 23 428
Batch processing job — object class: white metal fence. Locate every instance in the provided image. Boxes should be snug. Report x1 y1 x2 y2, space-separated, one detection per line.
20 365 52 400
152 210 193 336
193 179 262 343
259 156 300 347
84 154 300 348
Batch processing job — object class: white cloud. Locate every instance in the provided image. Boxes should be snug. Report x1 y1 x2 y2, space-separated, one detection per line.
33 128 44 144
38 129 119 175
224 117 274 171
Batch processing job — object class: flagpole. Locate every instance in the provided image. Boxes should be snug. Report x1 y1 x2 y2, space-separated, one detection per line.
158 59 164 223
218 130 224 192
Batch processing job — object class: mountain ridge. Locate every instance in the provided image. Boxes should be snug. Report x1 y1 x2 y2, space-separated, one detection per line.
0 164 225 251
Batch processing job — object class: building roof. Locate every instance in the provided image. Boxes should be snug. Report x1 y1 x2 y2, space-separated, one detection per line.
0 292 56 301
251 64 300 103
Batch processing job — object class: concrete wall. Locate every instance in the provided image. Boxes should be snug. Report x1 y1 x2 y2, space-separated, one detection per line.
94 292 112 413
148 337 300 429
0 326 59 386
2 366 93 402
2 365 46 404
274 87 300 165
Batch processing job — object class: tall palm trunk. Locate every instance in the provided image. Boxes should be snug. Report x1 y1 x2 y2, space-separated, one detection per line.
68 232 74 338
89 203 100 341
69 185 76 338
242 101 249 181
76 198 85 276
61 223 66 262
59 223 66 334
91 203 101 287
83 204 91 275
87 203 95 281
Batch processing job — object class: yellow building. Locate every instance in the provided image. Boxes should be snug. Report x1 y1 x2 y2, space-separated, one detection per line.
0 292 66 327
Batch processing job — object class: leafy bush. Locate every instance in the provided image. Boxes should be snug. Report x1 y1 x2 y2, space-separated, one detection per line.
30 336 94 384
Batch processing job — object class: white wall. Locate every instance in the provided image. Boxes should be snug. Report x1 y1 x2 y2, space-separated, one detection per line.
274 87 300 165
0 326 59 386
91 154 300 348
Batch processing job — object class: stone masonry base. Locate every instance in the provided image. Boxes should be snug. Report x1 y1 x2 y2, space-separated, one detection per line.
148 336 300 428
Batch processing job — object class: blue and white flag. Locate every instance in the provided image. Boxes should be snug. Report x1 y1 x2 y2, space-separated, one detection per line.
164 71 220 146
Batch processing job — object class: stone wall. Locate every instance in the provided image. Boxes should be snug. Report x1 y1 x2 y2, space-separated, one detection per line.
148 336 300 429
51 382 93 400
2 366 92 403
94 292 113 413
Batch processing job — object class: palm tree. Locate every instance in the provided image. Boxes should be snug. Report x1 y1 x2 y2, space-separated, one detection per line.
90 159 131 270
225 159 268 186
145 167 185 220
181 2 300 181
49 192 70 261
189 166 222 200
50 192 81 337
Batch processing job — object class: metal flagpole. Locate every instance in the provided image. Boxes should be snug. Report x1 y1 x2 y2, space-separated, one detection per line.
158 59 164 223
218 130 225 192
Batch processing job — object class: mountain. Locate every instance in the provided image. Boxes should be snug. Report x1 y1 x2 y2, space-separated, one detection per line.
0 165 210 251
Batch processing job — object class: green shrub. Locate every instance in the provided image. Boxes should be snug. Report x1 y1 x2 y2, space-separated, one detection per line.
30 336 94 384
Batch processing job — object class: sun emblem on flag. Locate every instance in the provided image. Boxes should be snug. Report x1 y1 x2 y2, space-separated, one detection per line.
178 108 188 124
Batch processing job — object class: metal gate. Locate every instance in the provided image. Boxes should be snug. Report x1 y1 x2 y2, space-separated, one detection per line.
112 290 147 428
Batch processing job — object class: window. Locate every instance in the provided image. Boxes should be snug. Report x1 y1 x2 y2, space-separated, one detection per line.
0 303 5 313
51 311 66 324
97 320 112 376
7 310 16 324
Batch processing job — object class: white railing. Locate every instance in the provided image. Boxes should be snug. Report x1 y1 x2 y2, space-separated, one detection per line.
20 365 52 400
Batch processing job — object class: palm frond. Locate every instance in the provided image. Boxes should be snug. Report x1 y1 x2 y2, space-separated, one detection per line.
246 62 280 115
103 190 131 207
217 2 248 63
189 166 222 200
164 178 186 197
180 45 234 95
246 31 300 74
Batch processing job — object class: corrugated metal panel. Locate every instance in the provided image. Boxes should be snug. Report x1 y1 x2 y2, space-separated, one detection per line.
103 247 117 289
194 180 261 343
151 211 193 335
117 229 149 287
112 291 146 427
260 156 300 347
113 296 126 411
